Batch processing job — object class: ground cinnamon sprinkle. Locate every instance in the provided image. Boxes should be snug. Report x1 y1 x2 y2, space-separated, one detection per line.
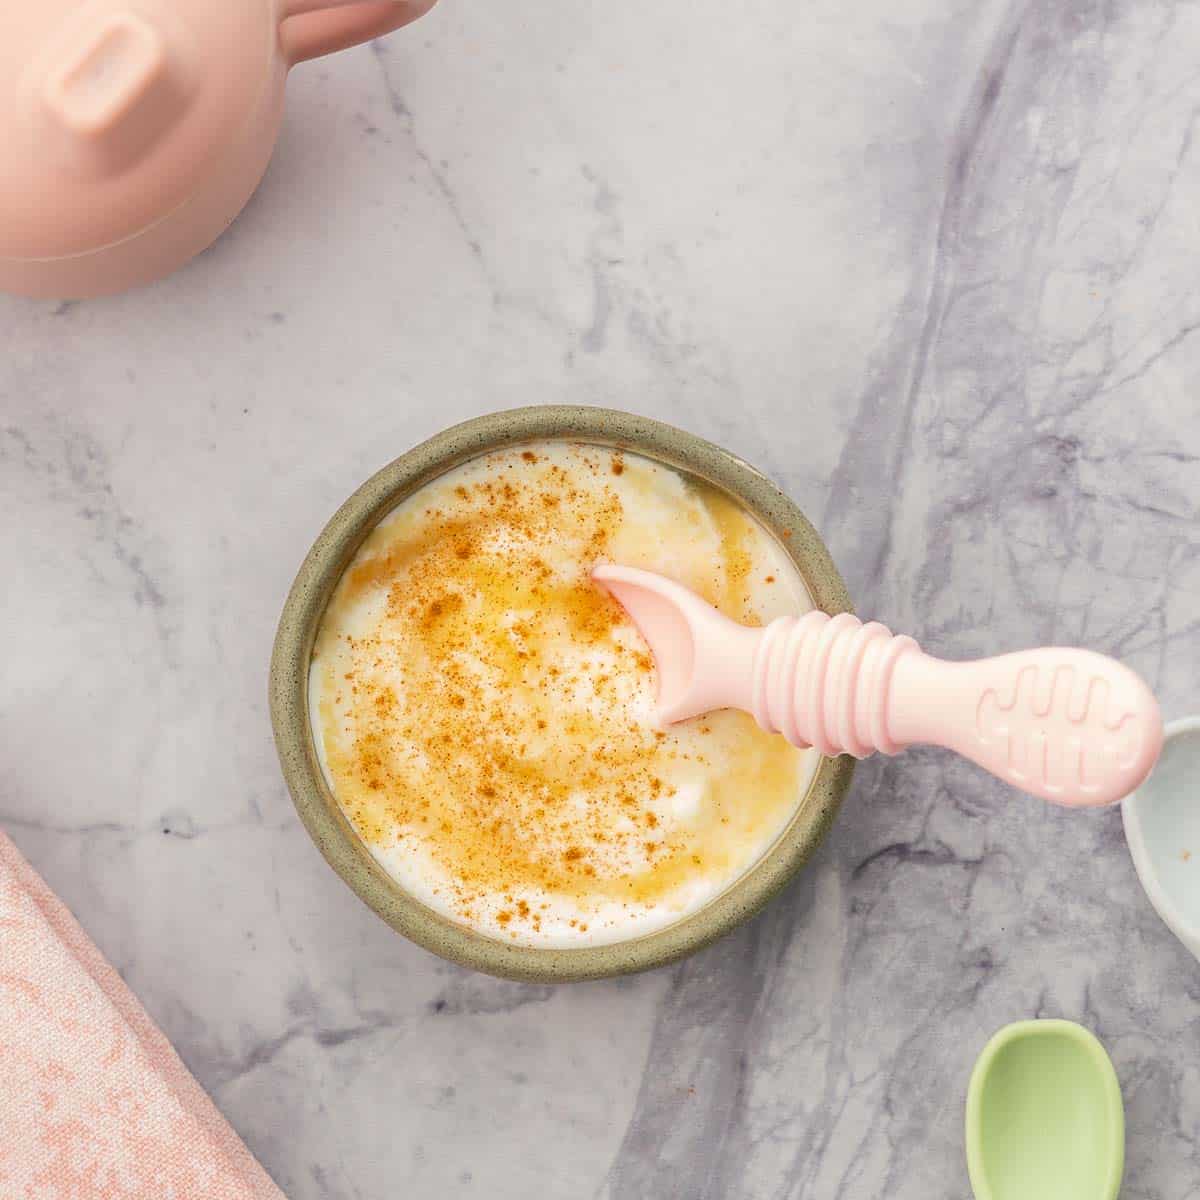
312 443 807 943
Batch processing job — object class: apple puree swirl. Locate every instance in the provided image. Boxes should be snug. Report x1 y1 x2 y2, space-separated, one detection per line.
309 443 817 946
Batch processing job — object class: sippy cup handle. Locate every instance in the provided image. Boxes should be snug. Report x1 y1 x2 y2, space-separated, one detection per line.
281 0 436 65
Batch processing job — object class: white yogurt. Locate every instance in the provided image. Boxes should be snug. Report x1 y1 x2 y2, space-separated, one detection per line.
309 443 817 947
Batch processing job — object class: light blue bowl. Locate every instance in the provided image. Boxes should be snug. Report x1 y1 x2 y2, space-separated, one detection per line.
1123 717 1200 961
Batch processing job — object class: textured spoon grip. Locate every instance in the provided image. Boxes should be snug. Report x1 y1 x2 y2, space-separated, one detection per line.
891 647 1164 807
749 613 1162 806
749 612 918 758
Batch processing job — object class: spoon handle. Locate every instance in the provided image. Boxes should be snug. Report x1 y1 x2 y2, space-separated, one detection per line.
750 613 1162 807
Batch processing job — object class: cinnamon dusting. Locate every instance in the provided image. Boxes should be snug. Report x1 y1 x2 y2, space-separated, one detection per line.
312 444 807 942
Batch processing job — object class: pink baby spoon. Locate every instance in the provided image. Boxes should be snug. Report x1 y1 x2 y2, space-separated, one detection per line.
593 565 1163 808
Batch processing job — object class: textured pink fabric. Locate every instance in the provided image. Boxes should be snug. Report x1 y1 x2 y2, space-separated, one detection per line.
0 831 286 1200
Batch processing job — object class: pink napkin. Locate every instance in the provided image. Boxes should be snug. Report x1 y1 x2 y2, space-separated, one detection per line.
0 831 286 1200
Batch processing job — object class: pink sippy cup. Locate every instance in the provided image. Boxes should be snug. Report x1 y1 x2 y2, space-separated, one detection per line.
0 0 436 299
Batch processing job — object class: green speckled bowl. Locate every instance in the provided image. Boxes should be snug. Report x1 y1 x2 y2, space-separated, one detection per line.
270 406 854 982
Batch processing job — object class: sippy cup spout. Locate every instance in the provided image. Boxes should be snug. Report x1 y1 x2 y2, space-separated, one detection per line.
38 10 185 162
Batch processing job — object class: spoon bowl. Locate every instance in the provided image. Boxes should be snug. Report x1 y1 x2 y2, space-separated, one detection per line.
965 1020 1124 1200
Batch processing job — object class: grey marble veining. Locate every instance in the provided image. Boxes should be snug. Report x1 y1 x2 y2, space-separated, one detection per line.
3 0 1199 1196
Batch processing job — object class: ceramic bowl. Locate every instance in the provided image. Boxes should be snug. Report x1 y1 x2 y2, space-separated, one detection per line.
1123 717 1200 961
270 406 855 982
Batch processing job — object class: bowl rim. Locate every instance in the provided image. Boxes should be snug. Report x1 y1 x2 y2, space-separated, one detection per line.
1122 716 1200 961
269 404 855 982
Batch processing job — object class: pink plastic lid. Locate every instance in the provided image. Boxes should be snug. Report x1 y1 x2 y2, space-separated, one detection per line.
0 0 274 260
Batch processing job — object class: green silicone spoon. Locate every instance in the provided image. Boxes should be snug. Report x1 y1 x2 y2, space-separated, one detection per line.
966 1020 1125 1200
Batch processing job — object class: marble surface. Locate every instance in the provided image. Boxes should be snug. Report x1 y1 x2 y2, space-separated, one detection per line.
3 0 1200 1195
